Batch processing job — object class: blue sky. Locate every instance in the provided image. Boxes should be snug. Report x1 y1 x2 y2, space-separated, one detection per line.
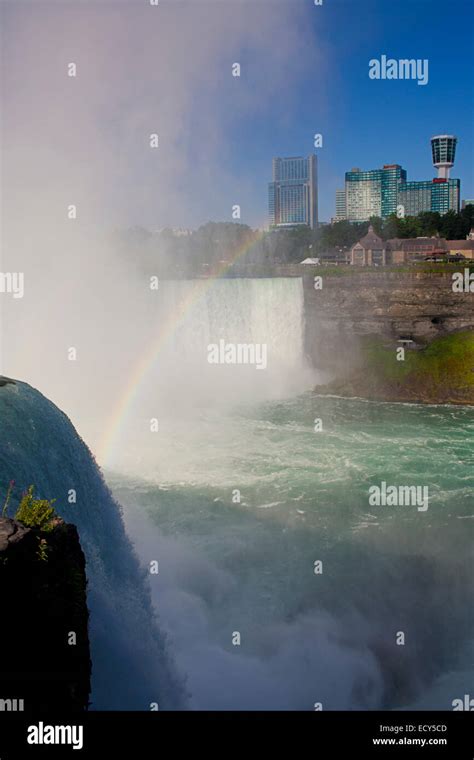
3 0 473 231
226 0 474 225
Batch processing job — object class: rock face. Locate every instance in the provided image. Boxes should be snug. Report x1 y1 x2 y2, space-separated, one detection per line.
303 270 474 377
0 516 91 713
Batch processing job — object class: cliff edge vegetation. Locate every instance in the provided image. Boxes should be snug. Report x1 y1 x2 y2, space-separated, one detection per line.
0 504 92 712
315 330 474 405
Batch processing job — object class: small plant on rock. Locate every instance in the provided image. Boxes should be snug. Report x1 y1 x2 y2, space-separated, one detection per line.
36 537 50 562
14 486 59 532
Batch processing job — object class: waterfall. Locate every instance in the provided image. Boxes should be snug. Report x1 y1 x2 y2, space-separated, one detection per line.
143 277 312 404
0 380 185 710
99 277 315 476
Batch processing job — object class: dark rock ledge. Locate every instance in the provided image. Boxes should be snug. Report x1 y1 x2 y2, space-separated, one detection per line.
0 516 91 713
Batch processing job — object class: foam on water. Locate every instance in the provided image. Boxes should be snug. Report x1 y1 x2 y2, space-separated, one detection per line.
109 393 474 710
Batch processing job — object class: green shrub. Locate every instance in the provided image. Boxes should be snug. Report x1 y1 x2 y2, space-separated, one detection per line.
14 486 58 532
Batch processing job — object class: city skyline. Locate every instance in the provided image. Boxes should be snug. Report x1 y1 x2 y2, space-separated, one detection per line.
337 135 461 224
2 0 473 235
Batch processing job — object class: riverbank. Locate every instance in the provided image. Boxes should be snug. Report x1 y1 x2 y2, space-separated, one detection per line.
314 331 474 405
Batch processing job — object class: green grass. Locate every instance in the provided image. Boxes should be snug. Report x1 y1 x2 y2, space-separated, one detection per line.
361 331 474 400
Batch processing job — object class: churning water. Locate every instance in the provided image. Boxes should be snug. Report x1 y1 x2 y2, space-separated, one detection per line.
1 278 473 709
109 394 474 710
104 278 474 710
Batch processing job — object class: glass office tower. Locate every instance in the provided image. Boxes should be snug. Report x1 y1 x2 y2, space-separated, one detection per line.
345 164 406 222
398 179 460 216
335 189 346 220
268 155 318 229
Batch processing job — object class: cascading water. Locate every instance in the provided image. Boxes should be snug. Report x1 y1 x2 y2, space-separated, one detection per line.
101 277 316 478
0 380 185 710
140 277 313 407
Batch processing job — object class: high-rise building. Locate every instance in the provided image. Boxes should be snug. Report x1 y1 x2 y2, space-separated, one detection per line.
343 136 460 221
462 199 474 209
335 189 346 221
397 180 433 216
431 178 460 214
397 135 460 216
268 155 318 229
398 178 460 216
345 165 406 222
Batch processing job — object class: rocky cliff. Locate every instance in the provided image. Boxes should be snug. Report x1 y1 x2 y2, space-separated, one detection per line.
0 516 91 712
302 269 474 403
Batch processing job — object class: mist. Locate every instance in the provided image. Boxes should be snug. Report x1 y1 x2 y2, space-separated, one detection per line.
0 0 326 458
115 474 473 711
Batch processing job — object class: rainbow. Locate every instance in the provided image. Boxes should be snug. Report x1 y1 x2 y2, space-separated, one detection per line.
98 227 268 467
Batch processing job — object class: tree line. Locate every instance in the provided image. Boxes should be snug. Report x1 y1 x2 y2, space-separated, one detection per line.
319 206 474 250
113 205 474 275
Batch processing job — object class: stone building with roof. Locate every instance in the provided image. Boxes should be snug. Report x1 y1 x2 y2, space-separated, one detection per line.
387 237 447 264
349 226 474 266
445 239 474 260
350 225 388 266
387 232 474 262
